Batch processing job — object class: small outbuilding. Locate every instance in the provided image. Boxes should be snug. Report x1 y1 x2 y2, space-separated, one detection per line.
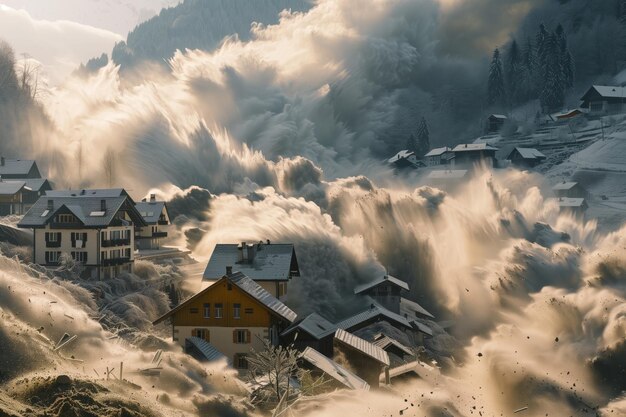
552 181 587 199
506 147 547 168
486 114 507 133
580 85 626 114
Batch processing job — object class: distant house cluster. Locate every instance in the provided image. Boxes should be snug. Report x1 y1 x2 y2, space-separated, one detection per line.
0 157 52 216
155 246 436 389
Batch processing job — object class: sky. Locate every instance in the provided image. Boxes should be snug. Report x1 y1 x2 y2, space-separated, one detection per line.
0 0 180 84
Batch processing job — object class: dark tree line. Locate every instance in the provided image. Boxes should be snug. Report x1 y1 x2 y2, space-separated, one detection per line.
487 23 574 113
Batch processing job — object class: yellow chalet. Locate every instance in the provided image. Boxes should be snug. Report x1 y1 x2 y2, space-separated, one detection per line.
153 269 297 369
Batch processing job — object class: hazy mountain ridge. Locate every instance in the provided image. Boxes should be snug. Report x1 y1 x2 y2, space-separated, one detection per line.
109 0 312 69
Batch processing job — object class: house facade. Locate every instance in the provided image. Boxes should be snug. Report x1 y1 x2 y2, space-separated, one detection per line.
506 147 547 168
423 147 453 167
202 242 300 298
17 189 146 279
552 182 587 199
154 270 297 369
580 85 626 115
451 143 498 168
135 194 170 250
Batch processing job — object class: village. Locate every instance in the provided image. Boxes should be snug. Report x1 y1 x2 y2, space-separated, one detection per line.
0 155 443 403
387 84 626 217
0 83 618 400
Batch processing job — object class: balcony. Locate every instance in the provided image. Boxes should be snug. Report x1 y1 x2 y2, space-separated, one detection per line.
102 257 131 267
152 231 168 238
101 238 131 248
157 220 168 225
45 241 61 248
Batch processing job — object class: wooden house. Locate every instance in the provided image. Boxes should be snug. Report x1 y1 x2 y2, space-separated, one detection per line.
552 182 587 199
354 274 409 314
388 150 421 170
506 147 546 168
153 270 297 369
451 143 498 168
281 313 336 357
202 242 300 298
423 147 453 167
580 85 626 115
17 188 146 279
333 329 390 388
299 347 370 391
486 114 507 133
135 194 170 250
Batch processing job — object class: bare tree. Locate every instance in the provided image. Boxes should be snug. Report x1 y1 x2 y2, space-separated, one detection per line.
247 338 300 408
16 54 41 100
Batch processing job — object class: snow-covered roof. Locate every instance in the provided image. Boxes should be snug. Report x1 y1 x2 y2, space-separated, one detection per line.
186 337 228 363
281 313 337 340
203 243 299 282
554 197 587 208
585 85 626 99
424 147 451 157
452 143 499 152
354 274 409 295
300 347 370 390
400 297 435 320
508 147 546 160
372 334 414 356
334 328 390 366
0 159 37 177
388 150 416 164
427 170 468 180
0 180 26 196
46 188 128 198
336 304 414 332
552 182 579 191
489 114 508 119
135 201 168 224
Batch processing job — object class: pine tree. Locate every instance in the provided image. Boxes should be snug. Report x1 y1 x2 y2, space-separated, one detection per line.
487 48 507 107
416 118 430 156
406 133 418 154
506 39 523 105
535 24 549 95
521 37 537 100
555 24 574 89
540 32 565 112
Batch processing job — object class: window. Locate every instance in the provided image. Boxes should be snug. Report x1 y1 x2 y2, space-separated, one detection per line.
71 252 87 263
215 303 223 319
47 232 59 242
57 214 75 223
189 307 199 314
101 251 107 260
71 232 87 248
192 328 210 342
203 303 210 318
234 353 248 369
45 251 61 264
244 308 254 315
234 329 250 344
233 303 241 319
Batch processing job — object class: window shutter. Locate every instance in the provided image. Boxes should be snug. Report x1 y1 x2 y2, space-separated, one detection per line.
232 330 237 343
246 330 251 344
83 232 88 243
205 331 210 342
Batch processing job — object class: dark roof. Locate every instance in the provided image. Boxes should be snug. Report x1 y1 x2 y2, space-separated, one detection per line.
300 347 369 390
17 192 146 228
372 334 414 356
400 297 435 320
335 304 414 332
334 328 390 366
135 201 168 224
452 143 499 152
581 85 626 101
203 243 299 282
19 178 52 192
185 337 228 363
354 274 409 295
506 148 546 160
0 159 38 176
154 271 297 325
281 313 337 339
46 188 128 198
0 181 26 196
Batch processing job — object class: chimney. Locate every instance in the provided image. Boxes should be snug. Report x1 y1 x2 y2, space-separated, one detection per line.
47 199 53 210
226 266 233 275
266 239 270 245
0 156 4 166
100 199 106 211
142 198 146 202
246 243 257 262
241 241 248 261
237 243 244 262
150 193 156 203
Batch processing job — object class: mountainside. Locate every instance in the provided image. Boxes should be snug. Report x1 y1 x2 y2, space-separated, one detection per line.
110 0 312 69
